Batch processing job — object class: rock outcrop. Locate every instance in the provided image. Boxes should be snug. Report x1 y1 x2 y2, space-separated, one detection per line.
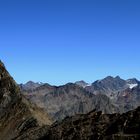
0 61 52 140
41 107 140 140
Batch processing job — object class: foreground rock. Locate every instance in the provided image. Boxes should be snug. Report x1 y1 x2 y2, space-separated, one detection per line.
40 107 140 140
15 107 140 140
0 61 52 140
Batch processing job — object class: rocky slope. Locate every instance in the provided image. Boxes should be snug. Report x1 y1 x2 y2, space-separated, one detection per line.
0 61 52 140
43 106 140 140
16 106 140 140
116 85 140 112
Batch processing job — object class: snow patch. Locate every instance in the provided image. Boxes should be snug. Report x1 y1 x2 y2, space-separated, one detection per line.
127 84 138 89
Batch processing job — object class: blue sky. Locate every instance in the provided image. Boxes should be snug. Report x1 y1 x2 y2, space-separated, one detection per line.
0 0 140 85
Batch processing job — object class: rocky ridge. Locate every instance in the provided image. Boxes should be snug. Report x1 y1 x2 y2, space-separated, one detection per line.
0 61 52 140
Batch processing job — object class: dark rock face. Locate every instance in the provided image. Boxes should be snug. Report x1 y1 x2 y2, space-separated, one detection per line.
0 61 52 140
39 107 140 140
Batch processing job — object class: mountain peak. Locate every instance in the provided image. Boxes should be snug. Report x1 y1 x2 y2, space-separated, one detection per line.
20 81 43 90
115 76 121 79
127 78 139 84
75 80 90 88
26 81 36 84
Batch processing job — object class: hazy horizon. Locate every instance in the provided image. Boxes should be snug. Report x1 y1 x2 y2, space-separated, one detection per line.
0 0 140 85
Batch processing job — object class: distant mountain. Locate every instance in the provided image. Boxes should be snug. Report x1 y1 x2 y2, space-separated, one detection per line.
22 83 119 120
0 61 52 140
21 76 140 121
85 76 140 112
75 80 90 88
126 78 139 89
86 76 127 94
127 78 139 84
85 76 139 98
20 81 44 91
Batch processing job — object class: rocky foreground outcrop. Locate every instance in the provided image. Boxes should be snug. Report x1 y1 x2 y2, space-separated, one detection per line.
0 61 52 140
43 107 140 140
15 107 140 140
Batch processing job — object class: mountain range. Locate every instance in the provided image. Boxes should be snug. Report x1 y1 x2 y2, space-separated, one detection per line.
20 76 140 121
0 60 140 140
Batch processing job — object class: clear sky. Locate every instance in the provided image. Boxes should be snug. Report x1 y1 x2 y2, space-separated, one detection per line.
0 0 140 85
